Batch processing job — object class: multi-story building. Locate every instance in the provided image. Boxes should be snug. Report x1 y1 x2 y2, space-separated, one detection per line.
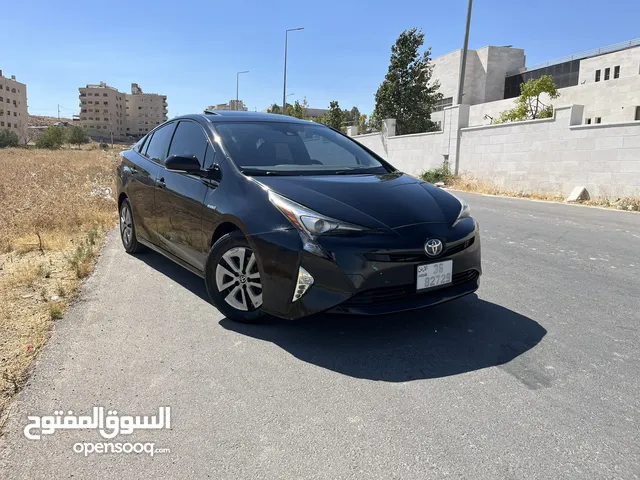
430 38 640 126
125 83 168 136
79 82 168 140
208 100 248 111
78 82 127 140
0 69 28 143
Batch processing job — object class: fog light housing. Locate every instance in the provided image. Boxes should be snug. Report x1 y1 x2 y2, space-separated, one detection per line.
292 266 314 302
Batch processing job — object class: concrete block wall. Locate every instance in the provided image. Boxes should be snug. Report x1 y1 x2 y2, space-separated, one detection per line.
351 104 640 197
352 105 468 176
459 105 640 197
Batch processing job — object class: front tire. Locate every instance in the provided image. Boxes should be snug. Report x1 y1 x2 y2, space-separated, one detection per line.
205 232 268 323
119 198 146 254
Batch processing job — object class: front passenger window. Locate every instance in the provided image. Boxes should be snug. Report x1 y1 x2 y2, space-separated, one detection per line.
168 121 209 167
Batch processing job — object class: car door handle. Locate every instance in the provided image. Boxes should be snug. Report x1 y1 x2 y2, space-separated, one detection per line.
157 178 166 188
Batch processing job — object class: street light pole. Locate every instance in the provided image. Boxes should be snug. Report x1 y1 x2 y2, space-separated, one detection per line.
282 27 304 114
236 71 249 110
456 0 473 105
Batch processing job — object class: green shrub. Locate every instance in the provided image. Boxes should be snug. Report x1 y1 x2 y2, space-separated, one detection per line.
68 125 90 145
420 163 455 184
0 129 20 148
36 126 66 149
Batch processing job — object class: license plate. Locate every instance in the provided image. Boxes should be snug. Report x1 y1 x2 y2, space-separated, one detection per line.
417 261 453 290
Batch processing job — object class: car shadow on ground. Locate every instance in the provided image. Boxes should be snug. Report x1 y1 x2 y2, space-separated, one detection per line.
220 296 547 382
135 251 547 382
133 250 210 302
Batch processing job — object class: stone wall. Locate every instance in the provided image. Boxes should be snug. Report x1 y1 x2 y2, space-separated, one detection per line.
351 104 640 197
459 105 640 197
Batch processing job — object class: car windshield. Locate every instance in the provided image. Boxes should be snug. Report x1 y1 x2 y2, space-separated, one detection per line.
214 121 389 175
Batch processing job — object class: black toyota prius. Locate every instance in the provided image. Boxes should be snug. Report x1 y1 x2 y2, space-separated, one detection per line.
115 111 481 323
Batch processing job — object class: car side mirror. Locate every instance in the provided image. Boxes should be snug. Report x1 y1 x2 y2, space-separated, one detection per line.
165 154 202 173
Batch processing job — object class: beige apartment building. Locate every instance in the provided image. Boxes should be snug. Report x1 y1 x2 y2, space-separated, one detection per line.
78 82 168 140
0 69 28 143
125 83 168 136
207 100 248 111
78 82 126 140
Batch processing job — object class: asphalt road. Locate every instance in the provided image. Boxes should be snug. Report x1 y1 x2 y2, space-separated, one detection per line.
1 192 639 479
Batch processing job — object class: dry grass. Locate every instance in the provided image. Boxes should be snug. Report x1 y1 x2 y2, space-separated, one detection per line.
448 174 640 211
0 146 121 427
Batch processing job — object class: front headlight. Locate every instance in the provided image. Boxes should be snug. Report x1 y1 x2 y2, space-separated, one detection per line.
452 195 471 222
268 190 365 241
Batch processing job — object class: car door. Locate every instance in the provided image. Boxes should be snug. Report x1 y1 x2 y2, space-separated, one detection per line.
125 133 163 242
129 122 177 244
154 120 212 271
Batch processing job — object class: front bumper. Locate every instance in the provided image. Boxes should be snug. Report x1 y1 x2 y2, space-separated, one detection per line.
249 218 482 320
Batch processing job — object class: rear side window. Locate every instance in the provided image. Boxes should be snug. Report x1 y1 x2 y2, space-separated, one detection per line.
145 123 176 164
133 135 148 154
167 121 209 167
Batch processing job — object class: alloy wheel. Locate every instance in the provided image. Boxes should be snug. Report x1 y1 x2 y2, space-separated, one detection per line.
120 204 133 247
215 247 263 311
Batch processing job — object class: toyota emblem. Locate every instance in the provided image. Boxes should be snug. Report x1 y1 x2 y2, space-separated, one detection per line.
424 239 443 257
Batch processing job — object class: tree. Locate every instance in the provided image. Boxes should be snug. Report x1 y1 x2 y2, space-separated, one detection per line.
0 129 20 148
325 101 345 130
68 125 90 146
496 75 560 123
291 100 305 119
348 106 361 126
267 104 282 114
372 28 442 135
359 114 368 134
36 125 66 149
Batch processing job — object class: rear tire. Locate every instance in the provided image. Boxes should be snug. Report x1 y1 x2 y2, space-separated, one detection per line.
119 198 146 254
205 232 268 323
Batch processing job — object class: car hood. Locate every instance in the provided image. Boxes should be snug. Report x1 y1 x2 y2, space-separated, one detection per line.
251 172 463 229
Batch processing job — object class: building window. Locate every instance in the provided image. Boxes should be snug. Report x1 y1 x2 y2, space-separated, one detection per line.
433 96 454 112
103 93 108 97
595 69 601 82
595 117 602 124
0 122 3 127
614 66 620 79
104 102 108 105
635 106 640 121
585 118 591 124
604 68 610 80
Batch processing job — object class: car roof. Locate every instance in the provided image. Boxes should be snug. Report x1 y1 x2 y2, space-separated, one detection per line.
172 111 316 125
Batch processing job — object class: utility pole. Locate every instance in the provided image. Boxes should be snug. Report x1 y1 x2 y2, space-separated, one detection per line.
454 0 473 176
57 104 60 121
236 71 249 111
456 0 473 105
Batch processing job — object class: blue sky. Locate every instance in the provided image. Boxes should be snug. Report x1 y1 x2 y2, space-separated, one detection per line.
4 0 639 118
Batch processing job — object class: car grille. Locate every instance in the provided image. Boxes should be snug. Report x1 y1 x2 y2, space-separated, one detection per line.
341 270 480 307
364 236 475 263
